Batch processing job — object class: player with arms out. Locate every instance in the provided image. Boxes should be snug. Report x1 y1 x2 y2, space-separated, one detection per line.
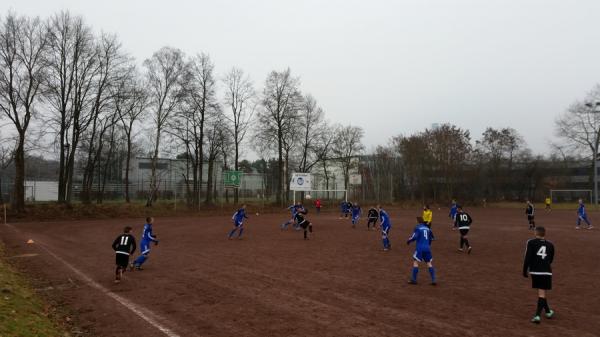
295 207 313 240
367 206 379 231
131 217 159 271
576 198 593 230
455 206 473 254
378 205 392 251
112 226 136 283
407 217 436 285
351 203 362 228
522 226 555 324
229 204 249 239
526 200 536 230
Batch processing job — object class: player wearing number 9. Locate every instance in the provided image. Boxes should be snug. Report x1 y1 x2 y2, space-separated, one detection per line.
522 226 555 324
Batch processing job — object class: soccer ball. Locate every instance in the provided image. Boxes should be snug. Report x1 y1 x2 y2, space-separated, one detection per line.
305 194 312 200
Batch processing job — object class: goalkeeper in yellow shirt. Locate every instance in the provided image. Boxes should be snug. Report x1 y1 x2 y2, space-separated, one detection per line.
545 197 551 212
422 205 433 228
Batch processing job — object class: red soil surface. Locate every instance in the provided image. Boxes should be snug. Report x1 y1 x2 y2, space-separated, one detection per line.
1 207 599 337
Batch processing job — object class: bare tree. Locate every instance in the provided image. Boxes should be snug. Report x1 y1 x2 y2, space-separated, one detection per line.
332 125 365 190
143 46 187 206
0 13 49 212
115 69 147 203
223 67 255 204
205 110 230 205
297 94 326 173
46 11 99 204
256 68 302 205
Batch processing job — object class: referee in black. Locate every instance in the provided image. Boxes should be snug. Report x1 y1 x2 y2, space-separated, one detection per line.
522 226 555 323
112 226 137 284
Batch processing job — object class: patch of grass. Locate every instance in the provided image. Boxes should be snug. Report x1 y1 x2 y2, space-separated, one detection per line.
0 246 68 337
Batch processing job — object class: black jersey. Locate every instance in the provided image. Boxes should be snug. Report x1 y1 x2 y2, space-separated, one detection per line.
367 208 379 219
526 204 535 216
523 238 554 276
112 234 137 256
455 212 473 229
295 212 308 226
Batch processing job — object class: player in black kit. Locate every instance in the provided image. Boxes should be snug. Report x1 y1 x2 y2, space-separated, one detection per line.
526 200 536 230
455 206 473 254
295 208 313 240
112 226 137 283
367 207 379 230
522 226 555 324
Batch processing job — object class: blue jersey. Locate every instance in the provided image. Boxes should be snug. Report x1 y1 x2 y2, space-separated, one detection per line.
141 223 157 243
379 209 391 228
232 208 248 224
578 204 586 217
449 204 458 217
287 205 299 216
341 202 348 212
407 224 433 252
352 206 361 217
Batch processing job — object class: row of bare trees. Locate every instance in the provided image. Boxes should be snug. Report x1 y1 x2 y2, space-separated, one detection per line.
0 11 366 212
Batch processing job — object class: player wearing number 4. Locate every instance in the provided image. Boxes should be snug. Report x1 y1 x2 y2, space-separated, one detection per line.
576 199 593 230
523 226 555 324
407 217 436 285
455 206 473 254
131 217 159 271
229 205 249 239
112 226 136 283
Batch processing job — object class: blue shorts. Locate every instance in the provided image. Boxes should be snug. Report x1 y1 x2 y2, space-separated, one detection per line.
140 241 151 255
234 220 243 227
413 250 432 263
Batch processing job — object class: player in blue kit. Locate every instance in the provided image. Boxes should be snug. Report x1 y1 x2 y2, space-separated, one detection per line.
576 199 593 230
449 200 458 229
130 217 159 271
351 203 362 228
281 204 299 230
378 205 391 251
407 217 436 285
229 204 249 239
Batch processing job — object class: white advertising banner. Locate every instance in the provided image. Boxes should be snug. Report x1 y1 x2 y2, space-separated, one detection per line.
290 173 312 191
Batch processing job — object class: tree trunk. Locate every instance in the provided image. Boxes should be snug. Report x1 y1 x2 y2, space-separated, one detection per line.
12 135 26 212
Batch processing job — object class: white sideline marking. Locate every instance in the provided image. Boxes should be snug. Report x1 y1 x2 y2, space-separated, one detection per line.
5 224 181 337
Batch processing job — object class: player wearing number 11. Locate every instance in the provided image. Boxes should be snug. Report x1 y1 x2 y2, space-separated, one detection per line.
522 226 555 324
112 226 137 283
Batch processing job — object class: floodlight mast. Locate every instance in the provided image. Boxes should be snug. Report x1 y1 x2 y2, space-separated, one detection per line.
585 101 600 204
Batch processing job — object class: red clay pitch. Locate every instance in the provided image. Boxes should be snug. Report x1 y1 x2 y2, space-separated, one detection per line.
1 207 599 337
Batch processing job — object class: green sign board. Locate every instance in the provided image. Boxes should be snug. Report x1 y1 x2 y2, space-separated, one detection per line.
224 170 242 188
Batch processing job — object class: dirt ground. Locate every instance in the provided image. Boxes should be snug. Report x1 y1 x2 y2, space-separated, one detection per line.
1 207 599 337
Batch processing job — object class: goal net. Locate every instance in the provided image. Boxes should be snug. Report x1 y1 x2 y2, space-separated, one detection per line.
292 189 347 208
550 189 592 203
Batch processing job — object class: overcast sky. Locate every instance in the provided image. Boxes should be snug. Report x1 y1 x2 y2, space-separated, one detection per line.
3 0 600 154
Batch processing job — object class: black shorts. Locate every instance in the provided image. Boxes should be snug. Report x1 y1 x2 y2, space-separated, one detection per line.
531 274 552 290
527 215 535 222
300 221 311 230
367 218 377 224
115 253 130 268
459 229 469 236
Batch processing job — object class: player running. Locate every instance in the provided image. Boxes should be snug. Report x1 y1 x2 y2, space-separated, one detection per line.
367 206 379 230
351 203 362 228
112 226 136 283
229 204 249 239
523 226 555 324
576 199 593 230
378 205 392 251
407 217 436 285
526 200 536 230
455 206 473 254
281 203 299 230
449 200 458 229
130 217 159 271
294 207 313 240
422 204 433 228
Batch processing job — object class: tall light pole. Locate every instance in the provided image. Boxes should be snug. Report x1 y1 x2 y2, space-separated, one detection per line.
585 101 600 204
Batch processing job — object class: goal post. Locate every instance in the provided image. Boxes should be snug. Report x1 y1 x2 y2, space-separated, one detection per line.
292 189 347 205
550 189 592 203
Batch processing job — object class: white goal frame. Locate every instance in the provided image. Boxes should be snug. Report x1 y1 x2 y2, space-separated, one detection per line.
550 189 592 203
292 189 347 205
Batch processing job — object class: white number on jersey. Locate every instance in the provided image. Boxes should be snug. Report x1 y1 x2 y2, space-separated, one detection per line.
536 246 547 259
423 230 428 240
120 236 129 246
460 214 468 222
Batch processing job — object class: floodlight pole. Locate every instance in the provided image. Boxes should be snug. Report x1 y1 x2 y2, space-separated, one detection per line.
585 101 600 204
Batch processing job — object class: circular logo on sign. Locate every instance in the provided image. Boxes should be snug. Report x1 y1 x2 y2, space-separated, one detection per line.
297 177 304 185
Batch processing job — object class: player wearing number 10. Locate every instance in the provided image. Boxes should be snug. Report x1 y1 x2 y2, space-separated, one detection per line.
407 217 436 285
522 226 555 324
455 206 473 254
